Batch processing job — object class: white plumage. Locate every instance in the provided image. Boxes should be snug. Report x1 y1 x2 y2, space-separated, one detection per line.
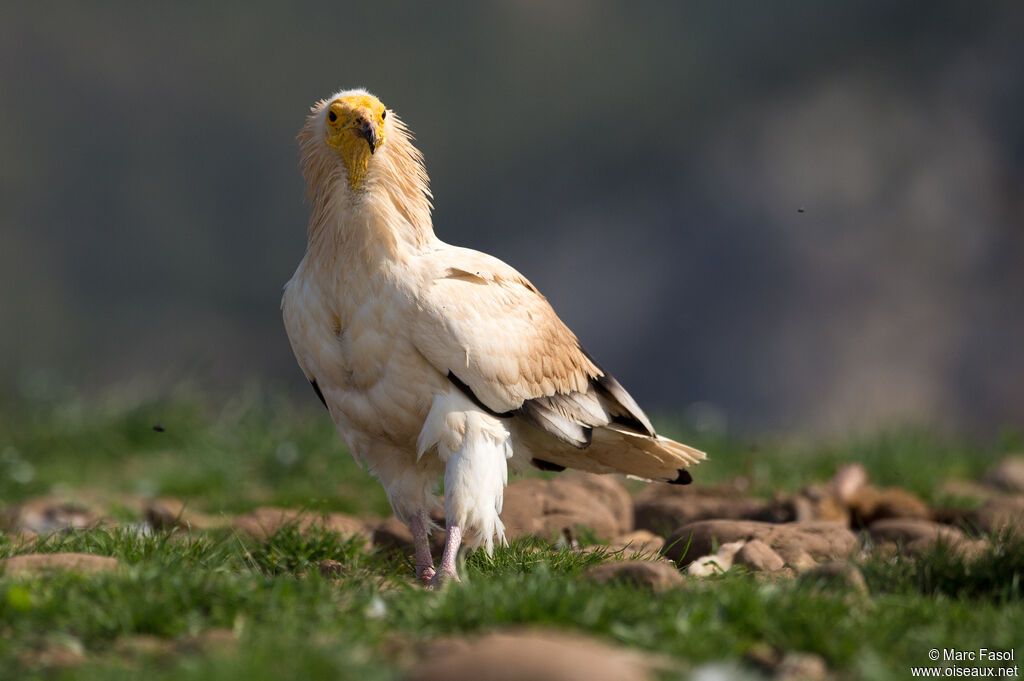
282 88 705 586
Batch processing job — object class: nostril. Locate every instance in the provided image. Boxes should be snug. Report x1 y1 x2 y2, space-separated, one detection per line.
328 110 337 122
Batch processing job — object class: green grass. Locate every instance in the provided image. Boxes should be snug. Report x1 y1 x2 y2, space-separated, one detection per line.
1 390 1022 680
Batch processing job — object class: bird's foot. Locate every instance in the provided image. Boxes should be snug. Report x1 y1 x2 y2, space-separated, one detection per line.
426 568 461 591
417 565 436 586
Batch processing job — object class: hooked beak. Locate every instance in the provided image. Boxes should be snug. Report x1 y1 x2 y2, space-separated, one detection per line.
356 119 378 154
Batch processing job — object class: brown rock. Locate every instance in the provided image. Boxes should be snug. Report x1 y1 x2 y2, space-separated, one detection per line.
776 652 828 680
1 497 102 534
318 559 346 577
561 472 634 534
635 495 768 537
608 530 665 557
233 507 372 546
785 550 820 573
583 560 684 591
16 640 86 668
2 553 119 576
177 628 237 655
406 630 654 681
113 634 177 658
848 487 930 526
501 478 621 541
733 539 785 572
685 540 745 577
831 463 869 504
665 520 858 567
145 498 227 532
868 518 967 547
938 479 1005 505
983 456 1024 493
761 486 849 524
908 536 989 561
973 497 1024 538
799 562 869 595
633 477 751 503
930 505 978 529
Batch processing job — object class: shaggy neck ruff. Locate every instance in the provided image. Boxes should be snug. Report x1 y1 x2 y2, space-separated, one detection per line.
299 106 436 270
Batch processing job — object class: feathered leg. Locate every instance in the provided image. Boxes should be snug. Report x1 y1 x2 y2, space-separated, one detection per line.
410 509 436 585
418 389 512 589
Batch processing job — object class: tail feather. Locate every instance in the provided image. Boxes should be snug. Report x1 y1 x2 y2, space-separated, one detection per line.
512 421 706 483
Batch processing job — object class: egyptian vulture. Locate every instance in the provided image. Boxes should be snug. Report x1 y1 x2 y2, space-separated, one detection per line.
282 89 705 587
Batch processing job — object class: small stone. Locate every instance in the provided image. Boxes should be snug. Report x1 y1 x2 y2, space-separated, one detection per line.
733 540 785 572
233 507 372 547
830 464 869 504
745 642 782 672
16 640 86 668
799 562 868 595
2 553 119 576
634 495 768 537
868 518 967 547
784 550 819 573
972 497 1024 539
759 486 848 524
938 479 1003 505
583 560 684 591
608 530 665 557
1 497 101 534
686 540 744 577
145 498 226 532
113 635 177 658
776 652 828 680
982 456 1024 493
406 630 654 681
177 628 236 655
665 520 858 568
848 487 930 527
318 559 346 577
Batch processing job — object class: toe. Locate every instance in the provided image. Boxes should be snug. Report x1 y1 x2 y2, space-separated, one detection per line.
417 566 436 586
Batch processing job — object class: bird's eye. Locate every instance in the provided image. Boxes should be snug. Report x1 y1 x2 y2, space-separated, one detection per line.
328 110 337 122
381 110 387 120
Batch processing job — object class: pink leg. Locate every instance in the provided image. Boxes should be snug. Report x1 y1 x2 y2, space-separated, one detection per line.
427 522 462 589
410 510 435 585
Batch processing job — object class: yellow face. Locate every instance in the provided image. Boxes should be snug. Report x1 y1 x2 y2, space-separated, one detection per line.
324 94 388 192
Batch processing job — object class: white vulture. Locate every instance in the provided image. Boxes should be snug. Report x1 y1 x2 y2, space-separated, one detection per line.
282 89 705 587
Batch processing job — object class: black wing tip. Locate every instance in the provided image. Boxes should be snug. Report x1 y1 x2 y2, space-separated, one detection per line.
310 380 328 411
530 458 567 472
578 345 656 437
669 468 693 485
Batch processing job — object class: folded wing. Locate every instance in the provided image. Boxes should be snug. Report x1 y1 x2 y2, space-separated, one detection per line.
412 246 703 479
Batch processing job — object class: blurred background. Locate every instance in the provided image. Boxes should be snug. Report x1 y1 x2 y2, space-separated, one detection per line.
1 1 1022 434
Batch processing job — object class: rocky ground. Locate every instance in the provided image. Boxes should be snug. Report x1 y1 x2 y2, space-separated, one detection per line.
3 455 1022 680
